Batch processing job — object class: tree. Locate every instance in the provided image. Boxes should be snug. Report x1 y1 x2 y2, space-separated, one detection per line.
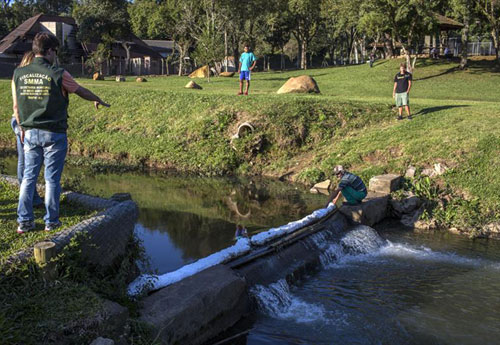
451 0 473 69
257 0 292 70
128 0 170 40
73 0 132 73
288 0 322 69
191 0 225 80
473 0 500 60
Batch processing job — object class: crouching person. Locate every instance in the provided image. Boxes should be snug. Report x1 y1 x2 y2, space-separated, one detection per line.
325 165 367 207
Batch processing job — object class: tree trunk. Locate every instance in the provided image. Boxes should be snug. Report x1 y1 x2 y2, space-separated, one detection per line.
224 29 228 72
301 39 307 70
354 40 359 64
460 9 470 70
122 42 131 75
492 28 499 60
296 36 302 69
384 33 394 58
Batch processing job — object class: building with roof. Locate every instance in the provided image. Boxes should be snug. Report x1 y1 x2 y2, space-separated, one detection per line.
0 14 164 77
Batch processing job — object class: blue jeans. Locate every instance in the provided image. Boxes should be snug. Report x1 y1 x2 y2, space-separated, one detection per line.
10 118 43 205
17 128 67 225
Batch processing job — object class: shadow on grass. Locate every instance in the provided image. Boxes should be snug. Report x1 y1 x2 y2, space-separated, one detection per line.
414 66 458 81
414 105 469 117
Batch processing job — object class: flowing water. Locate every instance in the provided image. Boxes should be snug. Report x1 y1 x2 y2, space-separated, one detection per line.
244 225 500 345
4 156 500 344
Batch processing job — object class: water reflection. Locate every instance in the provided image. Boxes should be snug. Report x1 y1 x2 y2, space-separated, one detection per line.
2 156 326 274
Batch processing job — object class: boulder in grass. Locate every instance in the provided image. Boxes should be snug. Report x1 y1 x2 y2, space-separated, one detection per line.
277 75 320 94
220 71 235 77
189 65 210 78
136 77 147 82
92 72 103 81
116 75 126 82
185 81 202 90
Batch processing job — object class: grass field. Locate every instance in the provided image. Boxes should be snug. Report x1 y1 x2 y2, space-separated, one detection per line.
1 57 499 228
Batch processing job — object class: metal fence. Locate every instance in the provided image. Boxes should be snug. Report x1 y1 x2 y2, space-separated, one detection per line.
447 38 496 56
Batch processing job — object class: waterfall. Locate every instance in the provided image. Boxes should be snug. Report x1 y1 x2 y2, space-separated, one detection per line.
250 279 326 323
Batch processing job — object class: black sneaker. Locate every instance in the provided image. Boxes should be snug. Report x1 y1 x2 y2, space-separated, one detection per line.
407 115 413 120
17 221 35 234
397 116 403 120
45 221 62 232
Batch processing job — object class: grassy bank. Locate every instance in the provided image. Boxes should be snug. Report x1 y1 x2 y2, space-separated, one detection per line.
0 181 142 344
1 57 499 231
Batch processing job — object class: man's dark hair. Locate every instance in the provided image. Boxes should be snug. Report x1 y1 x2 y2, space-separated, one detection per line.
400 62 406 68
32 32 60 56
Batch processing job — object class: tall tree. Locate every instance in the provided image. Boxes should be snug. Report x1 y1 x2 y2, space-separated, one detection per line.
191 0 225 80
288 0 322 69
73 0 132 72
451 0 473 69
473 0 500 60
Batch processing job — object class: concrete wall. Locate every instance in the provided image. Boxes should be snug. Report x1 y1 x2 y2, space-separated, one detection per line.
139 211 353 345
1 175 138 269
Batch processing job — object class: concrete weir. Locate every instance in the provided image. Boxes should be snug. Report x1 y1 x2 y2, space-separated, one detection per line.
139 194 389 345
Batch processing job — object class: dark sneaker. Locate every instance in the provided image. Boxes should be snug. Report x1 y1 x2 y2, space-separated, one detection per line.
45 222 62 232
397 116 403 121
237 92 243 95
17 221 35 234
407 115 413 120
244 91 248 95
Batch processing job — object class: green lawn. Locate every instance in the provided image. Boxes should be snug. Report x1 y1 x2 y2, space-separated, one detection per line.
0 180 95 264
1 57 499 226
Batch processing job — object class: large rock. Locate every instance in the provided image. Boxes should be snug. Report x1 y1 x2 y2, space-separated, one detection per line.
277 75 320 94
189 65 210 78
390 196 422 218
310 179 331 195
339 192 389 226
368 174 401 194
185 81 202 89
220 71 235 77
139 265 249 345
93 72 104 81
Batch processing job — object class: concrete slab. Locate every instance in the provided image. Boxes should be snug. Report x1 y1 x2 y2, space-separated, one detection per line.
369 174 402 194
139 264 249 345
310 179 331 195
339 192 389 226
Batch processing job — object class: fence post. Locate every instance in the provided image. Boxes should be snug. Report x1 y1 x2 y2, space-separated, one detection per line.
81 56 84 76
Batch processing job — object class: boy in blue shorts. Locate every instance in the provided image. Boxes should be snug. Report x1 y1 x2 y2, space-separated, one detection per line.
238 45 257 95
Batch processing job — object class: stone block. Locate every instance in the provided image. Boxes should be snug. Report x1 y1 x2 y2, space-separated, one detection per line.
368 174 402 194
339 192 389 226
140 265 249 345
405 166 416 178
310 179 331 195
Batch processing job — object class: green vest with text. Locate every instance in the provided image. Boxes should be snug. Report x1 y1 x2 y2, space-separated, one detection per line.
13 57 69 133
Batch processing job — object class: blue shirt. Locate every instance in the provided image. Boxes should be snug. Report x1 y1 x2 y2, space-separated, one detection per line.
338 172 367 193
240 52 257 71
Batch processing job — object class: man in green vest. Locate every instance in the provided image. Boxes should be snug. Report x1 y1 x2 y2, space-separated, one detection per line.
12 32 110 234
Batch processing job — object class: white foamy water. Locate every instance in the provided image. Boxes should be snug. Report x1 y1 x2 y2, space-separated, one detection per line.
251 279 327 323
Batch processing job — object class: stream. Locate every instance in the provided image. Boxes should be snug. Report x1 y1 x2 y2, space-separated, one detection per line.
4 156 500 345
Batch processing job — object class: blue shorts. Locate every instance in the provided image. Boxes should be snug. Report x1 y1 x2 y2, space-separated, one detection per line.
240 71 251 81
